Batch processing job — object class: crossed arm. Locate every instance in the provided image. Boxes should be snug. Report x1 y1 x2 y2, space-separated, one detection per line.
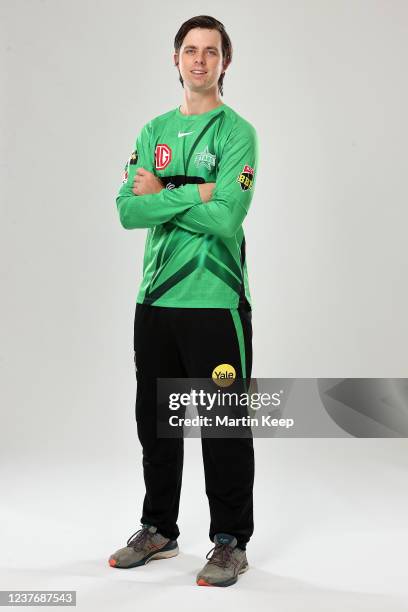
116 167 217 232
132 168 215 204
116 121 258 238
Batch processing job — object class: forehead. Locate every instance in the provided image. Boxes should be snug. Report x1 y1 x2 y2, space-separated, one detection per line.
182 28 222 49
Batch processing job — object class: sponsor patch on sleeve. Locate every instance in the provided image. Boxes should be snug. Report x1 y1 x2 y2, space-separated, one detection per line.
121 150 138 183
121 161 129 184
129 150 138 165
237 164 254 191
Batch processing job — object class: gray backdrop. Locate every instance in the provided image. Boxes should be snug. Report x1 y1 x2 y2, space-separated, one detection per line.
1 1 408 610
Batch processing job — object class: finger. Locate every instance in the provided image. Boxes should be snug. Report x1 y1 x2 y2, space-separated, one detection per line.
136 167 147 175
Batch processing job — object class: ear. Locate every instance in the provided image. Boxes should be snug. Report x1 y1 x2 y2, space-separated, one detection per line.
222 58 231 74
173 52 179 67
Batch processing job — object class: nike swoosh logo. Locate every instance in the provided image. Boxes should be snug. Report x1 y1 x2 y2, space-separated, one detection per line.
178 131 194 138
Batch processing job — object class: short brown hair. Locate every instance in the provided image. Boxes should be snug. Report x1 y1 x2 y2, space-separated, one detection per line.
174 15 233 96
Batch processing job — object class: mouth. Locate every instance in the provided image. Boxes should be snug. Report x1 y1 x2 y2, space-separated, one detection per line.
191 70 207 76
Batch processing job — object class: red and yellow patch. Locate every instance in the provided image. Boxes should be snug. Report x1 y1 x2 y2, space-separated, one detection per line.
237 164 254 191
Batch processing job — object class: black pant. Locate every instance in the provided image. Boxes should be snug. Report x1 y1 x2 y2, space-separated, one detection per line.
133 302 254 550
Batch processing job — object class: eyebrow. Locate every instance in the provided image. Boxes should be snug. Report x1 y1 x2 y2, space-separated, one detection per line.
184 45 219 51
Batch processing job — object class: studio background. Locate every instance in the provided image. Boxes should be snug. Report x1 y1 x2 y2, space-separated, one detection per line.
1 1 407 610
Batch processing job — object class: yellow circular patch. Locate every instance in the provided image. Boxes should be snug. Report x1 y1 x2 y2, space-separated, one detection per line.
212 363 236 387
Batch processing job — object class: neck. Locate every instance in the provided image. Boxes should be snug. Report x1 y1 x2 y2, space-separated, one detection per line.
179 89 224 116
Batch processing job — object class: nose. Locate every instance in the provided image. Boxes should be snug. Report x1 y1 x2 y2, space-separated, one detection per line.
194 52 205 65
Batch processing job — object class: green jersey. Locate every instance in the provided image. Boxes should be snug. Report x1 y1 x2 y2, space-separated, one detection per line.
116 103 258 308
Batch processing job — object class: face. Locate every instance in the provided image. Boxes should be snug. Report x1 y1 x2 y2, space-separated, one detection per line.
174 27 229 94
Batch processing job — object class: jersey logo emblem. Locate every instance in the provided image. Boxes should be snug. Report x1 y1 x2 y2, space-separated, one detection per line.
194 145 216 170
178 130 194 138
237 164 254 191
155 144 172 170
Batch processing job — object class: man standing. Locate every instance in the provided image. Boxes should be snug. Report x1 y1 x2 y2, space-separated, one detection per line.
109 15 259 588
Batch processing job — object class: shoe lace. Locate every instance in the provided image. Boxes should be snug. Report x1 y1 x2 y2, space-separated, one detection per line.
126 527 152 551
206 543 234 568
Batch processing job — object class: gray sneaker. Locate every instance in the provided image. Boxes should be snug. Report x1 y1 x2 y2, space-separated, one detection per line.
196 533 249 587
108 524 179 568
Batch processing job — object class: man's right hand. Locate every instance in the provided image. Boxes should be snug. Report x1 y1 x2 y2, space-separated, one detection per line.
198 182 216 203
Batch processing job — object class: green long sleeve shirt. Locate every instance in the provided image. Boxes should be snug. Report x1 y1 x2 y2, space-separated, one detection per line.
116 102 259 308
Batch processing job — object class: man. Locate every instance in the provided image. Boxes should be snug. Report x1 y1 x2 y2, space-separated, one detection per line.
109 15 259 588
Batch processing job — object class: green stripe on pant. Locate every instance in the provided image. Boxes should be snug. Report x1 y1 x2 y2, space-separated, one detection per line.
230 308 247 382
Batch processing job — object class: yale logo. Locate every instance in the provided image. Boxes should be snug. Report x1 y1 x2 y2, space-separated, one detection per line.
212 363 236 387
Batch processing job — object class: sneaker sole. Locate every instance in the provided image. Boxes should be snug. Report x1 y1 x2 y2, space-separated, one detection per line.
197 562 249 587
109 544 179 569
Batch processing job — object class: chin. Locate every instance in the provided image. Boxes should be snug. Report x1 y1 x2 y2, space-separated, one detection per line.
187 83 207 92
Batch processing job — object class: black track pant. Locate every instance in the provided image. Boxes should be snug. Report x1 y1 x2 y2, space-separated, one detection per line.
133 302 254 550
